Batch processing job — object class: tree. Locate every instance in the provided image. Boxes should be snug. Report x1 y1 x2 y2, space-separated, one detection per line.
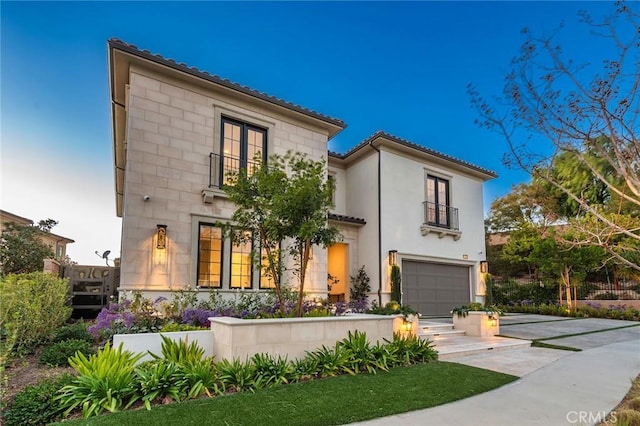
529 229 604 307
223 152 340 317
0 220 57 275
470 3 640 270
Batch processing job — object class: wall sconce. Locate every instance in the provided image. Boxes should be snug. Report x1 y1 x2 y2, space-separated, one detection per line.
402 319 413 333
480 261 488 274
156 224 167 250
488 314 498 328
389 250 398 266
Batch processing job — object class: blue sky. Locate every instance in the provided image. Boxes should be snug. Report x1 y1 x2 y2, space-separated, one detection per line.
1 1 620 265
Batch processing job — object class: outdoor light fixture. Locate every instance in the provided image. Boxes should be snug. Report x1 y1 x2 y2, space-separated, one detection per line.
488 314 498 328
480 261 488 274
402 319 413 333
156 224 167 250
389 250 398 266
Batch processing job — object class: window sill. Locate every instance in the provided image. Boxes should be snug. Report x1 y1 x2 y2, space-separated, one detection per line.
201 188 228 204
420 224 462 241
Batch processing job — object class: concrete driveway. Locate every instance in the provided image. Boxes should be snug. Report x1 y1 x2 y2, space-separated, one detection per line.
352 314 640 426
498 314 640 350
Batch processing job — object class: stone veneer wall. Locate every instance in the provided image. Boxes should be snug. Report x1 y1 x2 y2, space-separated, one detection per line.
210 314 403 361
120 68 331 295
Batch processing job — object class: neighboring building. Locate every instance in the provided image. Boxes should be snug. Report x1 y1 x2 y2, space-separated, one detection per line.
0 209 75 261
108 39 496 316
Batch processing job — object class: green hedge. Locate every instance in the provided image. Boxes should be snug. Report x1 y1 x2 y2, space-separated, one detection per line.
0 272 72 356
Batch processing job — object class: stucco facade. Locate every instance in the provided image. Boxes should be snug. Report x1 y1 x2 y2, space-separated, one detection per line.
109 39 496 314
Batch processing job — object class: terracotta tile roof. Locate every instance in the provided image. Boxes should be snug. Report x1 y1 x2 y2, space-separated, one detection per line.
108 38 346 129
328 213 366 225
330 131 497 178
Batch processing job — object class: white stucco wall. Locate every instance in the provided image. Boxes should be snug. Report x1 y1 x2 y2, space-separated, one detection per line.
335 146 490 305
120 68 331 295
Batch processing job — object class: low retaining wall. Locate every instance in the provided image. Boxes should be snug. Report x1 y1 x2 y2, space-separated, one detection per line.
576 300 640 310
112 315 405 362
209 314 403 361
452 311 500 337
113 330 214 362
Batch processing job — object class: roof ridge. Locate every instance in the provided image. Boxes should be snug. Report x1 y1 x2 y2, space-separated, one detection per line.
108 38 346 128
336 130 497 177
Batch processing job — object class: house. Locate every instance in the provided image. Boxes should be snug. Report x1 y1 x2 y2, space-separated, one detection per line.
0 209 75 261
108 39 496 316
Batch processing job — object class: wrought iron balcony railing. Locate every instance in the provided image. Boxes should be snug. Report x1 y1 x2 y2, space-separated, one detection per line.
208 153 261 188
423 201 459 230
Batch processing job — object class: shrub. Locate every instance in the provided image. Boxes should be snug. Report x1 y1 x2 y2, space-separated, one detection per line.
39 339 95 367
306 344 350 378
216 358 255 393
181 358 221 399
349 266 371 303
390 265 401 303
57 342 143 418
52 322 94 344
151 334 207 365
2 373 74 426
339 330 386 374
0 272 72 356
384 333 438 366
593 292 619 300
134 360 186 409
159 322 207 332
251 353 293 388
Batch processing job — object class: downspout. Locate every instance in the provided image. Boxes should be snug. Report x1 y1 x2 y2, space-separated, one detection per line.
368 140 382 306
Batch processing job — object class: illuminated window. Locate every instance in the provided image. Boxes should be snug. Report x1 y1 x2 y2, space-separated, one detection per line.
197 225 223 288
230 231 253 289
196 222 280 290
259 243 279 289
221 117 266 185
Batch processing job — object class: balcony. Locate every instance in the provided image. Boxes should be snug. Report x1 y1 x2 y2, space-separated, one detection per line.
421 201 461 240
208 153 261 188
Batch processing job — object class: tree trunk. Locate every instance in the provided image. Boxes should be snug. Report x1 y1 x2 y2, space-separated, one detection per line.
296 239 311 317
260 228 285 316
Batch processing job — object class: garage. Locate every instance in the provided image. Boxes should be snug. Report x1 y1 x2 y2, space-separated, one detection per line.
402 260 471 316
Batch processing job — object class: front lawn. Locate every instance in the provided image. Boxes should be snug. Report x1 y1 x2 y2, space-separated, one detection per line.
58 362 516 426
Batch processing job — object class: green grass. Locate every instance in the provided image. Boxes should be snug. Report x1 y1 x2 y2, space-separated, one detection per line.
534 323 640 341
530 341 582 351
57 362 516 426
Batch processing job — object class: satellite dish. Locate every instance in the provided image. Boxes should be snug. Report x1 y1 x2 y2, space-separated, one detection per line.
102 250 111 259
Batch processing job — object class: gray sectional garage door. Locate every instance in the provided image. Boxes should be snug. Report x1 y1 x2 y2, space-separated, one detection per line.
402 261 470 316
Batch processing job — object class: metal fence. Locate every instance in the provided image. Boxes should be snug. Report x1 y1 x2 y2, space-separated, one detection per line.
489 276 640 305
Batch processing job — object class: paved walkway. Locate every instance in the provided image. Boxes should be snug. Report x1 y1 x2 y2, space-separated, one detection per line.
351 315 640 426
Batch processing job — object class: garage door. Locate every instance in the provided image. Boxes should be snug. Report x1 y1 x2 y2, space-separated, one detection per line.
402 261 471 316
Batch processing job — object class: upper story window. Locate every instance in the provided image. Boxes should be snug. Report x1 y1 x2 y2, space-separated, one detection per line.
425 175 457 229
219 117 267 185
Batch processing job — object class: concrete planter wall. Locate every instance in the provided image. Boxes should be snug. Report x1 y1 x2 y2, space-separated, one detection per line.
113 330 214 363
210 314 403 361
452 311 500 337
112 315 404 362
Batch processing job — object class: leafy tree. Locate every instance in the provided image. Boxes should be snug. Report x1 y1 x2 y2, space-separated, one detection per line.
529 229 604 307
223 152 340 317
0 219 58 275
471 3 640 270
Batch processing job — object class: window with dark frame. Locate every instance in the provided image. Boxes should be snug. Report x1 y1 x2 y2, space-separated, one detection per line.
426 175 450 228
197 224 281 290
220 117 267 185
197 224 223 288
230 230 253 289
259 243 279 289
